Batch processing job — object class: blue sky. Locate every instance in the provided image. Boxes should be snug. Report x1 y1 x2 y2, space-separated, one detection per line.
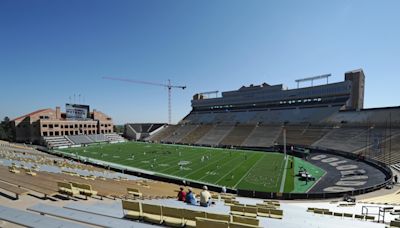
1 0 400 124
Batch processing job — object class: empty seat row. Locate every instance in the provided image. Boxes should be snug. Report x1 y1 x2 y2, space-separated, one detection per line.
122 200 261 228
230 204 283 219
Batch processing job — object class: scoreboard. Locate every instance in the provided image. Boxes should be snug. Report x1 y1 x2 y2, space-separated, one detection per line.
66 104 90 119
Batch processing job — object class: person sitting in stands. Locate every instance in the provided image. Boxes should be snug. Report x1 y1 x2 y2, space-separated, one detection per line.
200 186 212 207
177 186 186 201
185 188 197 205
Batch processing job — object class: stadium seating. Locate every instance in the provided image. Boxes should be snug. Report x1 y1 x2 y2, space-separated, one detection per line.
67 135 93 145
43 133 125 148
359 189 400 204
179 124 214 144
122 200 142 220
390 220 400 228
163 124 198 143
196 217 229 228
162 206 185 227
206 212 231 222
231 205 245 216
87 134 108 142
220 124 256 146
183 209 206 228
241 125 282 147
105 133 125 143
243 206 258 218
127 188 143 197
277 124 332 146
57 181 80 197
196 125 234 146
43 136 72 148
312 127 368 151
232 215 260 226
148 125 179 143
70 182 98 197
141 203 163 224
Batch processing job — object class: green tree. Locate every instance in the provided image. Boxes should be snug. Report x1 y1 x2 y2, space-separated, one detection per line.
0 117 15 141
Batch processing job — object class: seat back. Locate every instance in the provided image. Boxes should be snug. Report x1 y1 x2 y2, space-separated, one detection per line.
244 206 258 214
57 182 72 189
333 212 343 217
80 183 93 191
183 209 206 220
127 188 140 193
231 205 244 213
229 222 261 228
270 209 283 216
122 200 141 212
354 214 365 219
142 203 162 215
257 203 276 209
206 212 231 221
196 217 229 228
390 220 400 228
232 215 259 226
162 206 183 218
343 213 353 218
70 182 79 188
257 207 270 214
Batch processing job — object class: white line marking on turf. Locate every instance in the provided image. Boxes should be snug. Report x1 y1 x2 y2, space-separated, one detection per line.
279 156 289 192
233 154 265 189
205 156 248 183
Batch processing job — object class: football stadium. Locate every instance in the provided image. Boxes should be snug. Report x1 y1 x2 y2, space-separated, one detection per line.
2 2 400 228
1 68 400 228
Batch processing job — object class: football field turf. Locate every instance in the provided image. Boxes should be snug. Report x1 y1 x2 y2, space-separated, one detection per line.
59 142 323 192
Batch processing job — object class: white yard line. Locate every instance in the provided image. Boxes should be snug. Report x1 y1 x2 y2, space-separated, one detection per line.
233 154 265 189
213 156 254 184
279 156 289 192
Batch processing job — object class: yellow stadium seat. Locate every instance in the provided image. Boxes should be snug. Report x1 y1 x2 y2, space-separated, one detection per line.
196 217 229 228
162 206 184 227
231 205 245 216
122 200 142 220
206 212 231 222
183 209 206 228
142 203 162 224
232 215 260 226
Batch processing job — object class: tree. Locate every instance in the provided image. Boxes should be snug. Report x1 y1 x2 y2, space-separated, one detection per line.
0 117 15 141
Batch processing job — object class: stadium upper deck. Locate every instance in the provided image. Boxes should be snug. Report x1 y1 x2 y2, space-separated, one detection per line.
191 69 364 113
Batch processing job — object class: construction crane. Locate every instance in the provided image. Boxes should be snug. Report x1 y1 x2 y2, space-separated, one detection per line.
103 77 186 124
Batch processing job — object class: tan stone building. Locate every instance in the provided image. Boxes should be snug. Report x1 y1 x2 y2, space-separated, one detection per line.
12 106 114 144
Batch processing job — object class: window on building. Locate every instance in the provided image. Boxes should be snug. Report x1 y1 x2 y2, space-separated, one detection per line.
43 132 48 136
49 132 53 136
49 124 53 128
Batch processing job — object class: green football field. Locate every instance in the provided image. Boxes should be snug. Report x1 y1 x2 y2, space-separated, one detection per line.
58 142 324 193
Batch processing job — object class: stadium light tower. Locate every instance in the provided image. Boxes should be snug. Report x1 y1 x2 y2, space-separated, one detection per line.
103 77 186 124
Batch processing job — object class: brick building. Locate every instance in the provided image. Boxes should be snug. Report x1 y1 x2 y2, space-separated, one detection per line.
12 106 114 144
